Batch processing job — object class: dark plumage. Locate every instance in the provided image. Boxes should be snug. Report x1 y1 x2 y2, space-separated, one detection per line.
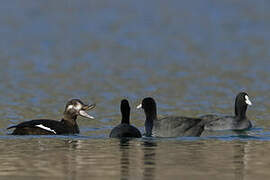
7 99 96 135
110 99 142 138
200 92 253 131
137 97 204 137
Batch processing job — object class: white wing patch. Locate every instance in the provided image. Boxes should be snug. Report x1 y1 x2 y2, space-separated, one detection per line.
35 124 56 134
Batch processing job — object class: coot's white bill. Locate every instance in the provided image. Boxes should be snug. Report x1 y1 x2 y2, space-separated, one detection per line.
245 95 252 106
137 104 142 109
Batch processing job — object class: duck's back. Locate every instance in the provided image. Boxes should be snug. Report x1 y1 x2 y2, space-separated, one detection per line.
109 124 142 138
152 116 204 137
8 119 78 135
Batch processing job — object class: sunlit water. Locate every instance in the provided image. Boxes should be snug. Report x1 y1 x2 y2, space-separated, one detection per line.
0 0 270 179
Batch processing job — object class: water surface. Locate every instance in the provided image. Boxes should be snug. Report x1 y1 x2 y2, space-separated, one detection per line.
0 0 270 179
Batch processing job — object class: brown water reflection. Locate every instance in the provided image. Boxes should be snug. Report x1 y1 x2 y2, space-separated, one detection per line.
0 138 270 180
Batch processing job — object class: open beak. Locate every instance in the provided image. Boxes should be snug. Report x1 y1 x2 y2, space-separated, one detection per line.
137 104 142 109
82 103 96 110
79 103 96 119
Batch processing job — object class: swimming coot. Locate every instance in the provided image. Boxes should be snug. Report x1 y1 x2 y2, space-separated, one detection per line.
200 92 252 131
137 97 204 137
110 99 142 138
7 99 96 135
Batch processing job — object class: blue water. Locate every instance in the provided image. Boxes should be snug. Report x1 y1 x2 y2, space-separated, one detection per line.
0 0 270 179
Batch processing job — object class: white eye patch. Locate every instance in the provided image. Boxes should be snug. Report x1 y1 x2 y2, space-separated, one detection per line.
67 103 82 111
67 105 74 111
74 103 82 110
245 95 252 106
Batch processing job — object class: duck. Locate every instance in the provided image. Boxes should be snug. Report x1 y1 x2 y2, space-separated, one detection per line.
137 97 204 137
199 92 253 131
7 99 95 135
110 99 142 138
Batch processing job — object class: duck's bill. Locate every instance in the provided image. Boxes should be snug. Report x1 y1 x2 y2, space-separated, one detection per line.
136 104 142 109
79 110 94 119
82 103 96 110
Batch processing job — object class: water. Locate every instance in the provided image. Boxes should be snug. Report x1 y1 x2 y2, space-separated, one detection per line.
0 0 269 179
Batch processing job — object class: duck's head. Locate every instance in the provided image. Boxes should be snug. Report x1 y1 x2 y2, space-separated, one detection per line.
64 99 96 120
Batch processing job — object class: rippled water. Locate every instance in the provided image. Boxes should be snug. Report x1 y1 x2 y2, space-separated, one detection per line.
0 0 270 179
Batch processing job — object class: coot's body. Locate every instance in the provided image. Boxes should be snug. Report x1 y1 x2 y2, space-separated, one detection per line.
137 97 204 137
200 92 252 131
110 99 141 138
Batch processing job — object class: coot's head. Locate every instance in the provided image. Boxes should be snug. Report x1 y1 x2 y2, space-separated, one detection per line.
236 92 252 106
137 97 157 116
235 92 252 117
137 97 156 136
64 99 96 119
121 99 130 124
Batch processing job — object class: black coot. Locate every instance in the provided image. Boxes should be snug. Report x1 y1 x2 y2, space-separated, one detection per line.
200 92 253 131
110 99 141 138
137 97 204 137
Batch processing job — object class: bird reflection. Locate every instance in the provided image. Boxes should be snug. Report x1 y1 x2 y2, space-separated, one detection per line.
119 139 131 180
142 139 157 180
118 138 157 180
233 141 250 180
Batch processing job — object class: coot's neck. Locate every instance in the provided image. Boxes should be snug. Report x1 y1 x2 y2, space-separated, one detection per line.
235 101 247 119
144 112 157 136
121 111 130 124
